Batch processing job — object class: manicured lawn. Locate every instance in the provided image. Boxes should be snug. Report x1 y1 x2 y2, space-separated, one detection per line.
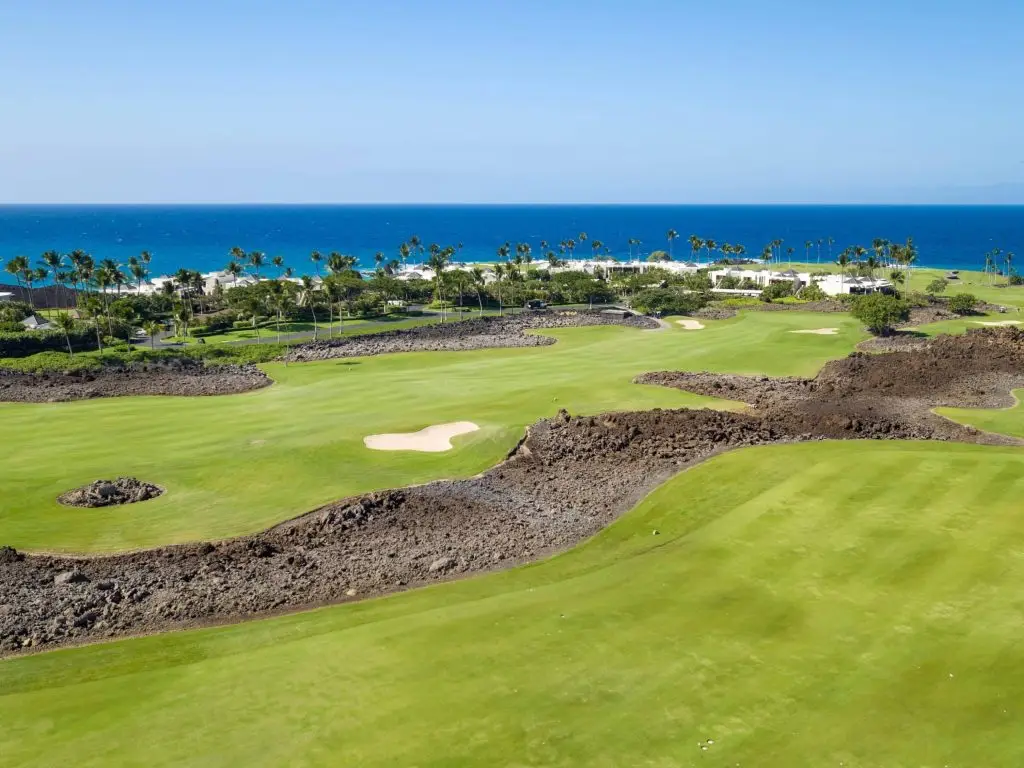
172 312 454 344
910 310 1022 337
4 440 1024 766
938 389 1024 439
0 311 867 553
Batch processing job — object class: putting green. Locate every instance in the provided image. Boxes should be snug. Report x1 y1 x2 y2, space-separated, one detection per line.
0 311 867 553
938 389 1024 439
4 440 1024 766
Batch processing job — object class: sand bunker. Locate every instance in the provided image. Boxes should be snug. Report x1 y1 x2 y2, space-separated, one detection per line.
790 328 839 335
364 422 480 452
676 319 706 330
974 320 1022 327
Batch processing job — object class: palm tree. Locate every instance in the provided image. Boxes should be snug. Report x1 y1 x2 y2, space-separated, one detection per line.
230 246 246 264
374 251 385 270
827 237 835 262
271 255 286 279
688 235 702 264
816 238 823 263
667 229 679 259
53 312 77 355
578 232 588 244
129 260 148 295
492 261 505 316
248 251 266 280
310 250 323 278
471 266 487 315
399 242 411 267
426 247 451 321
144 320 163 350
40 250 65 306
836 248 852 292
547 251 561 269
591 239 603 260
889 268 906 298
225 260 243 289
1007 252 1015 281
804 240 812 263
761 247 772 269
5 255 29 300
705 239 718 263
565 238 576 261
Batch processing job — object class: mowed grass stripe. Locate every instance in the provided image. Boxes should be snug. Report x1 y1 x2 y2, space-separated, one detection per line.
5 442 1024 765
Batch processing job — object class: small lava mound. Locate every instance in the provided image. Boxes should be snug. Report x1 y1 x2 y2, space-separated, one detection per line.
57 478 164 508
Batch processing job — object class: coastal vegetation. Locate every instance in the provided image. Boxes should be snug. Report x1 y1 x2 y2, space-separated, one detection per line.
3 233 1018 353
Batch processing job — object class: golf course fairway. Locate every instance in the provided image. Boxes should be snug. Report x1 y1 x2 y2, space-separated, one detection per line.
0 312 867 553
4 440 1024 766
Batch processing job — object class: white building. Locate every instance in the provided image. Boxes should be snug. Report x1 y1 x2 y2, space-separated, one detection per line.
710 268 812 290
0 291 13 302
814 274 893 296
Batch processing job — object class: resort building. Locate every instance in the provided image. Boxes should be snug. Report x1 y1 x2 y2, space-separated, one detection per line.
813 274 894 296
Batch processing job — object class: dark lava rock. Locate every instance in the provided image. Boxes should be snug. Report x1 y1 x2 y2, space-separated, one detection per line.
58 478 164 508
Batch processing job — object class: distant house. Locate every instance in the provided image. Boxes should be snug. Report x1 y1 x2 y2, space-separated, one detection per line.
813 274 893 296
20 314 54 331
0 291 13 303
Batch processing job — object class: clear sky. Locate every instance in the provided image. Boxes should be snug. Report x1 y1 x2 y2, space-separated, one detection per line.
1 0 1022 204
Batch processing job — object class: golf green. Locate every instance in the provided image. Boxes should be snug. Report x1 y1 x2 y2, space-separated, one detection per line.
938 389 1024 439
4 440 1024 766
0 311 867 553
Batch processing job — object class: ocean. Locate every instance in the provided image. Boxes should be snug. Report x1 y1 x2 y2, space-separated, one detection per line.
0 205 1021 277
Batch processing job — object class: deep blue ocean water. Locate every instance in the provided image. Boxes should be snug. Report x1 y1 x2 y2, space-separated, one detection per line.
0 205 1021 277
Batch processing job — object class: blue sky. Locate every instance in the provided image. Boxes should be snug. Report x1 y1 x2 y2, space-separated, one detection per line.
1 0 1022 203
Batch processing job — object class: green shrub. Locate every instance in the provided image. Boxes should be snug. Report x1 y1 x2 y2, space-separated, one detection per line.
759 282 795 302
718 297 762 308
851 294 910 335
631 288 708 315
926 278 949 295
1009 274 1023 286
948 293 979 315
799 283 827 301
0 321 24 333
0 328 97 357
0 301 33 323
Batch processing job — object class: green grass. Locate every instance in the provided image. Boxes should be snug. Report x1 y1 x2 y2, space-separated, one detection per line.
0 311 867 553
938 389 1024 439
184 313 456 344
909 310 1023 337
4 440 1024 766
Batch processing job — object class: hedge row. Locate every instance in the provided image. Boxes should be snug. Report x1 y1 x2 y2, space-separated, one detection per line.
0 329 98 358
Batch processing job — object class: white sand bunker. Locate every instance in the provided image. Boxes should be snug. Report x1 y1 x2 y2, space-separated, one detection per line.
676 319 706 330
790 328 839 335
974 320 1022 326
364 422 480 452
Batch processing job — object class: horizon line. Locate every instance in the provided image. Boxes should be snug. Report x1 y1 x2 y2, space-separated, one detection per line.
2 201 1024 208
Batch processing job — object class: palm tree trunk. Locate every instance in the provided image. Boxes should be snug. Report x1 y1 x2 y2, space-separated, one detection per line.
311 306 318 340
65 331 74 356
